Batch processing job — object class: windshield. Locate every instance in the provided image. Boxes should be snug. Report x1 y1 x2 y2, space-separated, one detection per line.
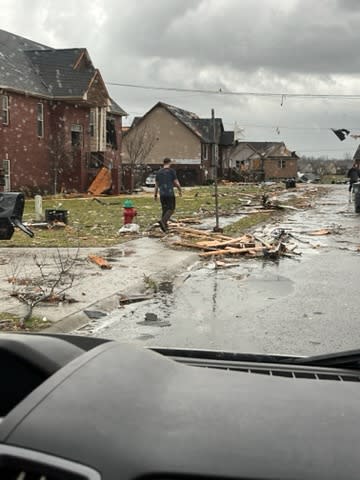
0 1 359 357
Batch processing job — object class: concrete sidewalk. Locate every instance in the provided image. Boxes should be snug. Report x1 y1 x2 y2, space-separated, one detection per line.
0 237 198 333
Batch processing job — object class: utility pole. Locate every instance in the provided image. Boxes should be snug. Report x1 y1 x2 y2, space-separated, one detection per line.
212 108 220 232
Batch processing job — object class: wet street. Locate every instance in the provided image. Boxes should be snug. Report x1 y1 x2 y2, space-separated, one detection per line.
82 185 360 356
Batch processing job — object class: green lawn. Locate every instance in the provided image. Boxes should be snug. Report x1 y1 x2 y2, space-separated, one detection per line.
2 183 295 247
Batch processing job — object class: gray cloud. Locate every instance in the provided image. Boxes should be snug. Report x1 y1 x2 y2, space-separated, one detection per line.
1 0 360 158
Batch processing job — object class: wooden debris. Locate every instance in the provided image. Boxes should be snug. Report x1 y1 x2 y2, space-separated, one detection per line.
88 254 112 269
308 229 332 236
167 225 298 260
199 246 264 257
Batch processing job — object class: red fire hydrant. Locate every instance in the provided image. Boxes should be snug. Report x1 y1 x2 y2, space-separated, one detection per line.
123 199 137 225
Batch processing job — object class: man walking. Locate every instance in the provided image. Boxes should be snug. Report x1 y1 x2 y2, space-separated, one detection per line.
347 163 360 200
154 158 182 232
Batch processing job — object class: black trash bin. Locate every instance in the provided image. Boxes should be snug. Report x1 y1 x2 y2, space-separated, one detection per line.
0 192 33 239
45 209 68 224
285 178 296 189
353 182 360 213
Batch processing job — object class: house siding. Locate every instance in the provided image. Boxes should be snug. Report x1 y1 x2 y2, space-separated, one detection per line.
264 157 297 179
122 105 203 188
124 105 202 165
0 91 123 194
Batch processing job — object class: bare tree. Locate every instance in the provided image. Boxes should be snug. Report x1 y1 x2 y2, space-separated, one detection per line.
8 248 79 325
123 123 157 192
48 127 73 195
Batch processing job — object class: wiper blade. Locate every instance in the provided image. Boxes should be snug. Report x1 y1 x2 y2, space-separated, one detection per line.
294 349 360 369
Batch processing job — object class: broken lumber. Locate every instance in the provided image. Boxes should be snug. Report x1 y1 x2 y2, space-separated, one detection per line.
172 226 232 241
195 235 253 248
88 254 112 269
172 241 217 251
199 246 264 257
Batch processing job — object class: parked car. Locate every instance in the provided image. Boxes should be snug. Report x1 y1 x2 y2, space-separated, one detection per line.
144 172 157 187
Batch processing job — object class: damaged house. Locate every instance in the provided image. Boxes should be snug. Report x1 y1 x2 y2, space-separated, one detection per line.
224 141 298 182
0 29 127 195
122 101 234 188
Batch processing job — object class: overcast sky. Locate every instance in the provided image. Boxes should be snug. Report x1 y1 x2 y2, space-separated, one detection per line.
2 0 360 159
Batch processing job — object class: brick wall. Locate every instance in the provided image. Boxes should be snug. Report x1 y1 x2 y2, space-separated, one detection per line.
0 91 123 194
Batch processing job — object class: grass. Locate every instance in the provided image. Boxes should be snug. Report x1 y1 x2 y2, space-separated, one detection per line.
223 212 273 236
0 312 51 331
1 183 302 247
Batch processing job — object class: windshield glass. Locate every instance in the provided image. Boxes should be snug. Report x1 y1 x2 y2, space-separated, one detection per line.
0 1 358 357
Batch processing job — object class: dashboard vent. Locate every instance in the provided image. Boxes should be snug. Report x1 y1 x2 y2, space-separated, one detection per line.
0 445 100 480
180 360 360 382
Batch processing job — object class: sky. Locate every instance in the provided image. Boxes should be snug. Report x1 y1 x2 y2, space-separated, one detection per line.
2 0 360 159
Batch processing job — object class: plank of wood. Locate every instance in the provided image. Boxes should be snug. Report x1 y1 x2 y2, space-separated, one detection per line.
253 235 272 249
199 246 264 257
173 226 232 240
196 235 252 248
88 254 112 269
87 167 112 195
172 241 216 251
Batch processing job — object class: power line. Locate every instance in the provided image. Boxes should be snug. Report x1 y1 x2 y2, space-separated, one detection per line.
107 81 360 100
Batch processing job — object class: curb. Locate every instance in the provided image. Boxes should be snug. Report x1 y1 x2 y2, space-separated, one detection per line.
43 252 199 334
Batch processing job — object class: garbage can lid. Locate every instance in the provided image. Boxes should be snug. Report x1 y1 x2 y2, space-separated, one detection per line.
123 199 134 208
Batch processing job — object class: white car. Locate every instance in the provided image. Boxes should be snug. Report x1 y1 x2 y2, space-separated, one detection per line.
144 173 157 187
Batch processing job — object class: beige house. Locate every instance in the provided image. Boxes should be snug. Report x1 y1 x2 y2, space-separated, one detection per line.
122 102 233 188
224 141 298 181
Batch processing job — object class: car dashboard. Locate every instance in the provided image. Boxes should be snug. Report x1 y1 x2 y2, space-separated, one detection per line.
0 333 360 479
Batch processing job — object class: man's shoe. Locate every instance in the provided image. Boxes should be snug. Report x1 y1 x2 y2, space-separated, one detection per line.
158 220 167 233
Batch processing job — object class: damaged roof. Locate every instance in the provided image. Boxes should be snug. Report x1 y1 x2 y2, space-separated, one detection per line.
109 98 128 116
236 141 296 157
0 29 50 95
132 101 232 144
25 48 95 98
0 29 126 114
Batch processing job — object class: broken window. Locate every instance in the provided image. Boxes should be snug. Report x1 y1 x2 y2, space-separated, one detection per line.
278 159 286 169
89 109 96 137
2 95 9 125
87 152 104 169
106 118 117 149
37 103 44 137
71 124 83 148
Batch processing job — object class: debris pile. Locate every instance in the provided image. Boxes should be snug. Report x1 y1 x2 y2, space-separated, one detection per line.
169 226 299 259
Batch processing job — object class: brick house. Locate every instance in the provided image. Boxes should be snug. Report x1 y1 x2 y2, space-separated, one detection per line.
0 29 127 195
223 141 298 181
122 102 233 188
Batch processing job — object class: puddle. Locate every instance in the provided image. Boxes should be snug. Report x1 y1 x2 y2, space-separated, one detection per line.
81 186 360 355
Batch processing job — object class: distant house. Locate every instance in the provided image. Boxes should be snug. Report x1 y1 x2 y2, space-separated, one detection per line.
122 101 233 187
224 141 298 181
353 145 360 166
0 29 127 194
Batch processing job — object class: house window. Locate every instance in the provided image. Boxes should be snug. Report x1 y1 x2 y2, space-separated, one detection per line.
278 159 286 169
106 118 117 149
2 159 10 191
71 124 83 147
2 95 9 125
201 143 208 160
37 103 44 137
89 109 95 137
